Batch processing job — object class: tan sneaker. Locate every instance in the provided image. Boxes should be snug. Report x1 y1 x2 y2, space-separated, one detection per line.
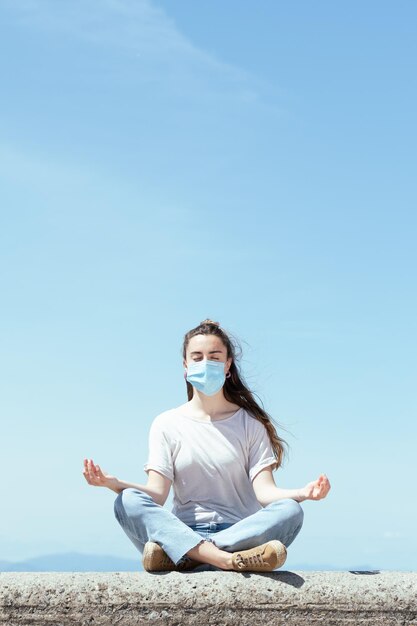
231 540 287 572
142 541 201 572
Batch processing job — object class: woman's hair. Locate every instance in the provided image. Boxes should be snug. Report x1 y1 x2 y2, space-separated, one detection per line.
182 318 288 470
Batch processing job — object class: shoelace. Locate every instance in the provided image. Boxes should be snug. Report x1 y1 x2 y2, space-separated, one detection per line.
160 552 175 567
177 557 199 570
164 555 188 570
163 553 197 571
235 552 265 569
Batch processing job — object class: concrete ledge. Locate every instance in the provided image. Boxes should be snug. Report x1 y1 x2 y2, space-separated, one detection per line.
1 571 416 626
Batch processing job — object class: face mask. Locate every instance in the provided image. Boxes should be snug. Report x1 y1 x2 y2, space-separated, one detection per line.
185 359 226 396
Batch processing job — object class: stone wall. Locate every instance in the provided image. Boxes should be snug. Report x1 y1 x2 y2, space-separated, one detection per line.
1 570 416 625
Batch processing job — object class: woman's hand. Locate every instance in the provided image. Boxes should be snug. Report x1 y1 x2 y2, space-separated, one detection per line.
83 458 119 491
300 474 331 501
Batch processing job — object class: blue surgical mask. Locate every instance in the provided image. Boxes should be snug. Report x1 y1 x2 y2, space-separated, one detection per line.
185 359 226 396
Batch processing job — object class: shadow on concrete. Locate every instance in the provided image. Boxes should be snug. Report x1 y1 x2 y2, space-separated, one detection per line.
260 571 305 588
181 568 305 588
155 567 305 587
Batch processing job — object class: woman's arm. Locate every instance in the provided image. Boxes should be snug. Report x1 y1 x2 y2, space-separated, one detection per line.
83 459 171 505
252 467 331 506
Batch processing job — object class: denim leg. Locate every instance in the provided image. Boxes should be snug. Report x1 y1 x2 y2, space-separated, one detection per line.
210 498 304 552
113 488 206 565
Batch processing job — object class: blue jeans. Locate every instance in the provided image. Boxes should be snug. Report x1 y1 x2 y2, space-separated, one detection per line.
114 488 304 566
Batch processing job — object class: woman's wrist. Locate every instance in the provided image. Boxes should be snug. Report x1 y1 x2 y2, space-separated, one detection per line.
106 477 123 493
296 488 308 503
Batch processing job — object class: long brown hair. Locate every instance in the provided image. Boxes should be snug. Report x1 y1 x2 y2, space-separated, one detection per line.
182 318 288 471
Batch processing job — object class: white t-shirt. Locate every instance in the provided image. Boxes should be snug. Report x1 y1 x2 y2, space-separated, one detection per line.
143 405 277 524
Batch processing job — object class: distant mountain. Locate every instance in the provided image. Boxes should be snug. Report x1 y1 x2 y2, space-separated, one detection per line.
0 552 142 572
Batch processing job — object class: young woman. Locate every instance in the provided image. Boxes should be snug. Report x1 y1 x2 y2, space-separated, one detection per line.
83 319 330 572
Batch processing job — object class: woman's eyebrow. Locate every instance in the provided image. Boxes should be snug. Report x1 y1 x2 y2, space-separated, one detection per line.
190 350 223 356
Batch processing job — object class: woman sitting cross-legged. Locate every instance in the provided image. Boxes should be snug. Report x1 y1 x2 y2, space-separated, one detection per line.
83 318 331 572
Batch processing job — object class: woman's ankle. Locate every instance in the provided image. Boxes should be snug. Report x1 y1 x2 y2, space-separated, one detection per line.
186 541 233 569
217 551 233 570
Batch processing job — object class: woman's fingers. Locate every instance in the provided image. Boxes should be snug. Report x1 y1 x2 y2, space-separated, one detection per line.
83 458 101 485
303 474 331 500
315 474 330 497
84 461 94 483
318 476 330 499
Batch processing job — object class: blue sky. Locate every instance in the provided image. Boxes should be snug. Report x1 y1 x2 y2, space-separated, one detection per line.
0 0 416 570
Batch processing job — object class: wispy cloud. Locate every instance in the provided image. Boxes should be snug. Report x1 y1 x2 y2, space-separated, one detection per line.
0 142 89 192
382 531 404 540
0 0 271 105
0 141 192 222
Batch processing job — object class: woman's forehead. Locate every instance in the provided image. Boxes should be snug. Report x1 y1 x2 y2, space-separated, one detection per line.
187 334 225 351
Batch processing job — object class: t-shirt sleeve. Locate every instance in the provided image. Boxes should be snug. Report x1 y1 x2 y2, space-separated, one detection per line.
248 419 277 482
143 418 174 482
